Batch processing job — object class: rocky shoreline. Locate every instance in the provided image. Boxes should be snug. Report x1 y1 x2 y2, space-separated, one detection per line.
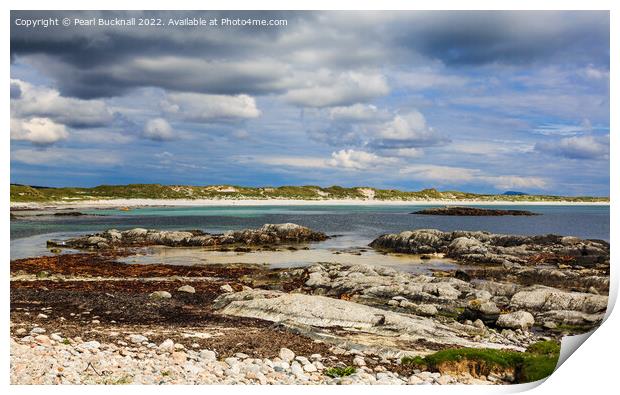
11 223 609 385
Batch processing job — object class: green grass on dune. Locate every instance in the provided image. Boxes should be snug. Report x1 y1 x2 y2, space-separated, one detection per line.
10 183 608 203
401 340 561 384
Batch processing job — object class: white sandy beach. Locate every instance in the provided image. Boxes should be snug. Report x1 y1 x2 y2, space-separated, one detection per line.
10 198 610 210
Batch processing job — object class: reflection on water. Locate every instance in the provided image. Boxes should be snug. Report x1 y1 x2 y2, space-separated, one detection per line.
118 245 460 274
10 231 460 274
10 204 608 274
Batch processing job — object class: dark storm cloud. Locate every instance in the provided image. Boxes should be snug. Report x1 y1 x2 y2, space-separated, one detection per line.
11 10 609 100
11 10 309 98
397 11 609 66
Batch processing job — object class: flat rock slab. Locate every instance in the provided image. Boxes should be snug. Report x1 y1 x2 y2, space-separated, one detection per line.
214 290 515 350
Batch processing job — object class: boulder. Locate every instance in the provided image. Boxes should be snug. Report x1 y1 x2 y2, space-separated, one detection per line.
461 299 501 325
496 311 535 330
177 285 196 294
149 291 172 299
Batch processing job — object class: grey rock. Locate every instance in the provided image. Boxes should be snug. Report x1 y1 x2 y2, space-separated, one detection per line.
279 348 295 362
496 311 535 330
214 289 515 349
510 286 608 314
149 291 172 299
177 285 196 294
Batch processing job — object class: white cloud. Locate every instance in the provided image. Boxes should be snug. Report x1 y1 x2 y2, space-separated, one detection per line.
10 79 113 127
328 149 397 170
400 164 479 183
11 117 69 145
400 164 548 190
535 134 609 160
533 119 593 136
254 150 399 171
284 71 389 108
374 111 448 148
582 64 609 81
143 118 174 141
483 175 548 190
253 156 331 169
161 92 261 122
329 104 387 121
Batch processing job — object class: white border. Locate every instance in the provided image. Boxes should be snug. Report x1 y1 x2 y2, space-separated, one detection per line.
3 2 617 395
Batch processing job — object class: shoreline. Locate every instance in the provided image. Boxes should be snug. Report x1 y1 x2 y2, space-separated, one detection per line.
10 198 610 210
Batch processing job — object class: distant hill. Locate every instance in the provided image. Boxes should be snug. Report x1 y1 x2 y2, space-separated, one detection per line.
9 183 609 204
503 191 528 196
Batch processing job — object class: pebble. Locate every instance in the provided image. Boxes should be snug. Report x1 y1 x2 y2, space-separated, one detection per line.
50 333 63 342
171 351 187 364
220 284 234 293
200 349 217 361
178 285 196 294
10 335 495 385
279 347 295 362
129 334 148 344
149 291 172 299
158 339 175 352
79 341 101 350
34 335 52 346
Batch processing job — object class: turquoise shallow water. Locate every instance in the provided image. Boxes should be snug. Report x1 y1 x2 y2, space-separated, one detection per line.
10 204 609 261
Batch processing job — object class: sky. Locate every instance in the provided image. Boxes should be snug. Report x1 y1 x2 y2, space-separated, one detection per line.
9 11 610 196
